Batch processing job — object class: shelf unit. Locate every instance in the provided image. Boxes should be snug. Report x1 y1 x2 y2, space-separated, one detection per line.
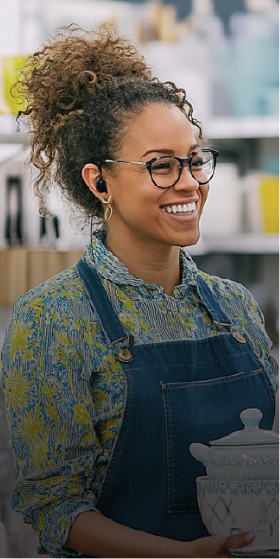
0 115 25 145
187 234 279 256
0 114 278 261
0 247 83 305
203 115 279 140
0 114 279 143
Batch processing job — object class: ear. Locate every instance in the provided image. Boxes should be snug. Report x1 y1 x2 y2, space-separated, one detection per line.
82 163 105 201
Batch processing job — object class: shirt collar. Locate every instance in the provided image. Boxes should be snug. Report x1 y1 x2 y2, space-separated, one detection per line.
83 231 198 290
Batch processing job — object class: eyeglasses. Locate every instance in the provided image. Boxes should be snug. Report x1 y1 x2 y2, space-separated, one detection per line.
102 148 219 189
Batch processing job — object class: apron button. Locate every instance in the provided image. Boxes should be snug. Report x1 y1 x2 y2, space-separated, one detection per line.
118 349 133 362
232 332 246 343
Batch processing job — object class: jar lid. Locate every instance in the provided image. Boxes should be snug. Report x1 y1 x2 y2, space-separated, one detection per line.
209 408 279 446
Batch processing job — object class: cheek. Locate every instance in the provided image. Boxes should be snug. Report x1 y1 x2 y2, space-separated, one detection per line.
199 184 209 213
114 176 161 216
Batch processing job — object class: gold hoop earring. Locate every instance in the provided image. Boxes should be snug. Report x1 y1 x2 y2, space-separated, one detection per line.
102 195 113 221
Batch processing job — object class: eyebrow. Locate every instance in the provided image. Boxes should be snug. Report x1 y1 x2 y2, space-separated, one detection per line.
141 144 200 158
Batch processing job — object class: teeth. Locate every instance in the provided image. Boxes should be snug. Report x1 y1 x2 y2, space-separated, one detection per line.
163 202 196 214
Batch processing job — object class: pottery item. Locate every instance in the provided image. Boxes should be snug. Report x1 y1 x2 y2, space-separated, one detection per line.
189 408 279 480
196 477 279 552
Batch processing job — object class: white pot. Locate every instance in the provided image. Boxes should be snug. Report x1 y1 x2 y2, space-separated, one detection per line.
196 477 279 552
189 408 279 480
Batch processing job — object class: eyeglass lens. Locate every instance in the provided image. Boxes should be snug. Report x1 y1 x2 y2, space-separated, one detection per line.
150 151 215 187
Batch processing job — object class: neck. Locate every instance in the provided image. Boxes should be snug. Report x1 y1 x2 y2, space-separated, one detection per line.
106 229 181 296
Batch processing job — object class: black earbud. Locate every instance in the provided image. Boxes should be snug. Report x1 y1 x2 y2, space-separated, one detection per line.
96 177 107 194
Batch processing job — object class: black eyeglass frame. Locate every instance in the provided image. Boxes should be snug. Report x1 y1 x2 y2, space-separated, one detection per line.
100 148 219 188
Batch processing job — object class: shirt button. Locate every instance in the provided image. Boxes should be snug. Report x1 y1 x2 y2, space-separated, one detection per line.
232 332 246 344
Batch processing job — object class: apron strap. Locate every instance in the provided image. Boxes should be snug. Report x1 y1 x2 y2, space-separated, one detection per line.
197 276 232 326
77 257 129 346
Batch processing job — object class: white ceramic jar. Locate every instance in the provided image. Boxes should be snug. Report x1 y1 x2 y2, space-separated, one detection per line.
189 408 279 480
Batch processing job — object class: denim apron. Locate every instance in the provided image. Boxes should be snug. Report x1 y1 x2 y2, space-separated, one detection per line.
77 258 275 543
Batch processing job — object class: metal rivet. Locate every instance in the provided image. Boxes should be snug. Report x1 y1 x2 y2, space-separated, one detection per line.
118 349 133 363
232 332 246 344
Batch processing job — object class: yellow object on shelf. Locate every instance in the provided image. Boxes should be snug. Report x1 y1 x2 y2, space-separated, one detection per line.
260 175 279 233
2 55 28 114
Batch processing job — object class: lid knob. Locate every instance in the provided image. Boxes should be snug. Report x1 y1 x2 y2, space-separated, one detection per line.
240 408 263 430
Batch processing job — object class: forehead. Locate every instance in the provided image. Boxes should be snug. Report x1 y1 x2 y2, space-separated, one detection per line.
119 103 197 156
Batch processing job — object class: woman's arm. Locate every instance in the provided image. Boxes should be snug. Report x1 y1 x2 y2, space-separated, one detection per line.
65 510 255 558
1 290 102 557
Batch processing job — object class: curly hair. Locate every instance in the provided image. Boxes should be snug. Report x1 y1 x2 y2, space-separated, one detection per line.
14 24 203 221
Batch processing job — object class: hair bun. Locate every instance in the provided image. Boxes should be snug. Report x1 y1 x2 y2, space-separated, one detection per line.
16 23 152 113
14 22 153 140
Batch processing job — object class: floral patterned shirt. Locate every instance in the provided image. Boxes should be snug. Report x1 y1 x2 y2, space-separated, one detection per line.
1 233 278 557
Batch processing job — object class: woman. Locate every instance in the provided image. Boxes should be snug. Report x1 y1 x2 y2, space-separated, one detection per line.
1 25 278 558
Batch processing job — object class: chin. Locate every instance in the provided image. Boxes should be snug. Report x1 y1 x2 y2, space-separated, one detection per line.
177 228 200 248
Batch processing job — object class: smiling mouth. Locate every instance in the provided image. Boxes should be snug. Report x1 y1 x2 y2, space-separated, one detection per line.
162 201 197 215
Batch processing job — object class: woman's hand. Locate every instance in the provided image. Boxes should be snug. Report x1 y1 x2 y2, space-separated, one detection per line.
187 531 256 558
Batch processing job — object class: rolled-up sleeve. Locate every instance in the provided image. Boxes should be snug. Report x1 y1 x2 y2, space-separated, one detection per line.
239 283 279 393
1 291 102 557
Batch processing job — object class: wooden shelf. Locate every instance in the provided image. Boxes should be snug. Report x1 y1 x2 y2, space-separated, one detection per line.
0 236 278 306
0 248 84 305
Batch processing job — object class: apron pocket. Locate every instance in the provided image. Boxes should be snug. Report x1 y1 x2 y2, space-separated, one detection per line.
162 369 274 513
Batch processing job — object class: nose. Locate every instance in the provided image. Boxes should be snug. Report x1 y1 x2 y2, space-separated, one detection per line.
173 165 199 191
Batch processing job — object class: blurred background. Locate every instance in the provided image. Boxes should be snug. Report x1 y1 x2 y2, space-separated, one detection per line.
0 0 279 556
